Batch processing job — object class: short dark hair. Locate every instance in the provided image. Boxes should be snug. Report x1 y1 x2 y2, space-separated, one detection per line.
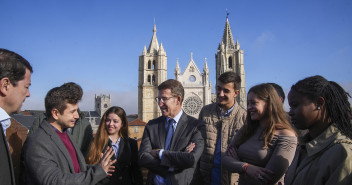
45 82 83 118
267 83 285 103
158 79 184 103
0 48 33 86
218 71 241 90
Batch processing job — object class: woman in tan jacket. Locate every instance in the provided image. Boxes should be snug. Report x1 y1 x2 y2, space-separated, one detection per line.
285 75 352 185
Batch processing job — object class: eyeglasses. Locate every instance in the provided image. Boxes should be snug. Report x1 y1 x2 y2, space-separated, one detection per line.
155 96 175 103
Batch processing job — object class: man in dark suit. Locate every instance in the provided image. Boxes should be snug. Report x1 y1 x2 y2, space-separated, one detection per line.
22 83 116 185
0 48 32 185
139 79 205 185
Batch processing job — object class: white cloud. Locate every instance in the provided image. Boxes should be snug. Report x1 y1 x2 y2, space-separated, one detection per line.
253 31 276 49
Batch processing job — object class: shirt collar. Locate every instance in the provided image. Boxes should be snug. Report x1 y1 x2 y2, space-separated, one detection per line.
166 109 183 129
109 136 121 145
49 122 67 133
0 107 10 121
304 124 346 157
221 103 235 117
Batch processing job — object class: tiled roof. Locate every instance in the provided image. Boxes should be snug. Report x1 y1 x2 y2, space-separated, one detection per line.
128 118 147 126
11 114 36 129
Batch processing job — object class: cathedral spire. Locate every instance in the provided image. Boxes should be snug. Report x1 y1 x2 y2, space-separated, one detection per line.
147 24 159 54
143 45 147 55
203 57 209 77
203 58 209 73
158 42 166 55
175 58 181 80
222 16 235 50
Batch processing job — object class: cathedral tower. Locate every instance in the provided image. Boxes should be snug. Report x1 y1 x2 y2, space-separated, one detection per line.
215 16 246 108
138 24 167 122
95 94 111 117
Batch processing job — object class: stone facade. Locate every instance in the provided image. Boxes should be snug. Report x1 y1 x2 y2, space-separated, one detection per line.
95 94 111 117
175 53 211 118
128 118 147 140
216 17 246 108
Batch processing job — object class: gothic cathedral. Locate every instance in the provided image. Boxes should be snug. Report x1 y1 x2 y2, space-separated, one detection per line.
138 17 246 122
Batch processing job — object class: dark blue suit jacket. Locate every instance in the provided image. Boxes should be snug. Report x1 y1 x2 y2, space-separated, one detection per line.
138 112 205 185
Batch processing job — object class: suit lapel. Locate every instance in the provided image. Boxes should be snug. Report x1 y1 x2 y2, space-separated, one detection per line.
170 112 187 150
41 120 76 173
158 117 167 148
117 138 125 160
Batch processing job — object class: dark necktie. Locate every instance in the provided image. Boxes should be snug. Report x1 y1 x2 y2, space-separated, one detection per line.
165 119 174 150
164 119 174 185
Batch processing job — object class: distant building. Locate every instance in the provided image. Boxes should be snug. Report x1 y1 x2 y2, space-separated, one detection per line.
128 116 147 147
84 94 111 133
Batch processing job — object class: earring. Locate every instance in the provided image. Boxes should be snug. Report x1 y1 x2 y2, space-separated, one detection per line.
317 107 321 110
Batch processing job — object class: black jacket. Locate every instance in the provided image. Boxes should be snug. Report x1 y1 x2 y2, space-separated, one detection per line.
97 137 143 185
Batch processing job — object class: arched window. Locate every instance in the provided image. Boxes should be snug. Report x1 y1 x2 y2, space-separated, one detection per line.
148 60 151 69
147 75 151 83
152 75 156 84
228 57 233 69
153 60 156 69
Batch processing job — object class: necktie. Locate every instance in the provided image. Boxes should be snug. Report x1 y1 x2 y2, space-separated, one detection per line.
164 118 174 185
165 119 174 150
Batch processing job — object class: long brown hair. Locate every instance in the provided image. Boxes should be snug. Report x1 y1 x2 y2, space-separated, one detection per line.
86 106 129 164
235 83 295 148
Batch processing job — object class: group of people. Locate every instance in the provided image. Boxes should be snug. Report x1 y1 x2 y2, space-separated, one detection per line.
1 48 351 185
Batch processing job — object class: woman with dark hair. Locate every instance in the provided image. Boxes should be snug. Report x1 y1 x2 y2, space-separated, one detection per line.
86 106 143 185
222 83 297 185
285 75 352 185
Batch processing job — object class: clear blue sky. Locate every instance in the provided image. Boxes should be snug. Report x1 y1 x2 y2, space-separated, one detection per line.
1 0 351 114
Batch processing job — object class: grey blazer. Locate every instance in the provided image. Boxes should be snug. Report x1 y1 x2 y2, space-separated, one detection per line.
138 112 205 185
23 120 106 185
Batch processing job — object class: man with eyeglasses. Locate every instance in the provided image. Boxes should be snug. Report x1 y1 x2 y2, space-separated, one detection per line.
139 79 205 185
198 72 247 185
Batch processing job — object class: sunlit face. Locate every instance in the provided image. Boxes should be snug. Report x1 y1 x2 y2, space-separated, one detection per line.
288 90 320 130
157 88 180 118
216 81 239 110
6 68 31 115
247 92 268 121
56 103 79 130
105 113 122 137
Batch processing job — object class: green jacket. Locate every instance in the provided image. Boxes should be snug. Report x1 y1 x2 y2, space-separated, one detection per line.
285 125 352 185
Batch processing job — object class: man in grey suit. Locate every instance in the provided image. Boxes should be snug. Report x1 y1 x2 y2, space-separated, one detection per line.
139 79 205 185
23 83 116 185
